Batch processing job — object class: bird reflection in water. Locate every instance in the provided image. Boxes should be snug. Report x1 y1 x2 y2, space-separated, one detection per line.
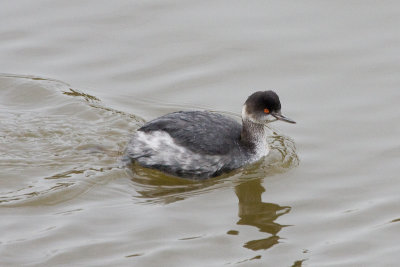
235 178 291 251
131 167 291 252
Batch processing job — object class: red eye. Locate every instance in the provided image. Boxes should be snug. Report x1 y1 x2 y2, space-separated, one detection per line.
264 108 270 114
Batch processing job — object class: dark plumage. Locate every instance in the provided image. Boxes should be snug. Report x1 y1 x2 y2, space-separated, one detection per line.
139 111 242 155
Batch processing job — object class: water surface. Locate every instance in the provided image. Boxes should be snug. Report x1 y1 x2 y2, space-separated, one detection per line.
1 1 400 266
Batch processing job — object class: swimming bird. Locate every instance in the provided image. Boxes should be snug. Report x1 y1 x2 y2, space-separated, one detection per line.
124 90 295 179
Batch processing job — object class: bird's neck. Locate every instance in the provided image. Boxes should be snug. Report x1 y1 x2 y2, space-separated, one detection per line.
241 118 266 143
241 119 269 157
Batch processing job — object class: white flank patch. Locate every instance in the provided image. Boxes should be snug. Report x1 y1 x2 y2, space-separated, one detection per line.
135 131 185 153
130 130 225 173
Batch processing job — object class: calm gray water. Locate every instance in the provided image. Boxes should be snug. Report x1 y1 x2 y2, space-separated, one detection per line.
1 1 400 266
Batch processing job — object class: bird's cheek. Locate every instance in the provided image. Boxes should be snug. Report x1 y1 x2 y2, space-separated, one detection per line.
264 114 277 123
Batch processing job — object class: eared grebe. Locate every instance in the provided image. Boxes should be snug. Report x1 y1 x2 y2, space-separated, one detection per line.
125 91 295 179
